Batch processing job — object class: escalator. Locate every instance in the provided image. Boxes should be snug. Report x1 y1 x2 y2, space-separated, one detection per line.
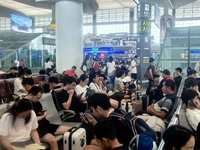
157 26 200 73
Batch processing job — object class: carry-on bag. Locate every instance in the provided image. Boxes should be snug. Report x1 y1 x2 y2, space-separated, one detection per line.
63 127 87 150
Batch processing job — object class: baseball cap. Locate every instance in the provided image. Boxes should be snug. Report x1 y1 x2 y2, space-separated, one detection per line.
161 69 170 75
122 76 131 83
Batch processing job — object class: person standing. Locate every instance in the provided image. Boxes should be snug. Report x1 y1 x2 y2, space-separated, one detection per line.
174 67 182 90
107 56 116 86
19 59 26 68
195 60 200 75
12 60 19 67
130 55 139 80
44 58 53 70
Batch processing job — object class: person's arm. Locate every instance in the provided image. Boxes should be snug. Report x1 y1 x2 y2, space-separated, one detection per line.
0 136 14 150
147 106 167 119
31 129 42 145
149 69 153 79
37 111 47 121
62 90 74 109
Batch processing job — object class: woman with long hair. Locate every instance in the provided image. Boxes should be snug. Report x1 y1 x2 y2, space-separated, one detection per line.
0 99 42 149
163 125 195 150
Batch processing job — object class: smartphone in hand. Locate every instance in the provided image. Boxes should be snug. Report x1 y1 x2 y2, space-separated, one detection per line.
79 112 89 124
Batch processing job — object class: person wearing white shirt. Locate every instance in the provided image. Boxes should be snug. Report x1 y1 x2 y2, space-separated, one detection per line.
0 99 42 149
12 60 19 67
75 74 89 102
14 69 28 96
107 56 116 86
130 55 139 80
44 58 53 70
182 89 200 131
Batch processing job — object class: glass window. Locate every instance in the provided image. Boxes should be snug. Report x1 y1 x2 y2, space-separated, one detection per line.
83 26 93 35
97 24 129 35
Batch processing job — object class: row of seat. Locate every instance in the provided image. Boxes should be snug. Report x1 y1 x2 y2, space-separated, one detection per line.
0 76 44 100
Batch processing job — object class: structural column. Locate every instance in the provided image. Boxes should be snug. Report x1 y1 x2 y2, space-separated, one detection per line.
55 1 83 74
136 2 151 86
129 8 134 34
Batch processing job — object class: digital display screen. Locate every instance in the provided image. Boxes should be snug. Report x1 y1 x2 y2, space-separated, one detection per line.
137 19 151 34
11 14 33 33
154 3 160 28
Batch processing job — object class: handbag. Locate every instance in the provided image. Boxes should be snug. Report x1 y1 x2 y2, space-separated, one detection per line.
144 68 151 79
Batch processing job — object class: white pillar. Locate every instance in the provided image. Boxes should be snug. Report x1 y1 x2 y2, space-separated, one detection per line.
55 1 83 75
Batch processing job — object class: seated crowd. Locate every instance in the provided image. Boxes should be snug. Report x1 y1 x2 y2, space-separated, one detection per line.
0 59 199 150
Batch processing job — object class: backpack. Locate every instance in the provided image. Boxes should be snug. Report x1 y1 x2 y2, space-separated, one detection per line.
129 134 157 150
109 109 157 141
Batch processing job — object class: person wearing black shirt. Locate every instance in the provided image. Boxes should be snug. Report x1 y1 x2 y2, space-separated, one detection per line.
25 86 71 150
93 120 127 150
174 67 182 90
83 93 133 150
58 76 87 116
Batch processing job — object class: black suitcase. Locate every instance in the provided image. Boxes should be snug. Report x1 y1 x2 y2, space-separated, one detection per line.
142 94 149 111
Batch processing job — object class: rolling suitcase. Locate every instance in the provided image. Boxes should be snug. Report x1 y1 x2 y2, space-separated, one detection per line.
132 91 142 115
121 99 132 113
63 127 87 150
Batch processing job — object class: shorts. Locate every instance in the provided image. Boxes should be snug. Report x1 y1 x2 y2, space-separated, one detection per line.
131 73 137 80
37 123 61 141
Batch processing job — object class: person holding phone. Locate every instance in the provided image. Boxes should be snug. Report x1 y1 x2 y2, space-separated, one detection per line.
182 89 200 131
75 74 89 103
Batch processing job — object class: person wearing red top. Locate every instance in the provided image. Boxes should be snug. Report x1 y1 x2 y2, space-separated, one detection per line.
65 66 78 79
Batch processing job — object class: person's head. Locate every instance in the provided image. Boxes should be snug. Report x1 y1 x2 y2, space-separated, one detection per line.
21 59 24 61
89 73 99 84
153 74 160 83
78 74 89 86
48 77 59 84
125 70 131 77
12 60 15 63
10 67 15 74
39 69 46 75
182 89 199 107
71 66 77 72
88 93 111 118
28 86 44 103
22 78 34 92
46 68 53 76
25 69 32 77
17 69 25 78
163 125 195 150
185 77 198 90
188 70 197 78
108 56 114 63
99 74 109 84
162 79 175 94
161 69 170 78
64 76 77 89
116 70 125 78
149 58 155 64
2 98 33 127
122 76 131 88
133 55 138 60
93 58 97 62
93 120 118 150
175 67 182 76
46 57 50 63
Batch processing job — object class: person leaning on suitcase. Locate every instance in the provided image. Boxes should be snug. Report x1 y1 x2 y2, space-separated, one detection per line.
83 93 133 150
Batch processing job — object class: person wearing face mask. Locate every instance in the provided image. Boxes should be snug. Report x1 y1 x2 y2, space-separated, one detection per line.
14 69 28 96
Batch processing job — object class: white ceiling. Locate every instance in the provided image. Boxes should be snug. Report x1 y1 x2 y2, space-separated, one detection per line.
0 0 136 16
96 0 136 9
0 0 51 16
